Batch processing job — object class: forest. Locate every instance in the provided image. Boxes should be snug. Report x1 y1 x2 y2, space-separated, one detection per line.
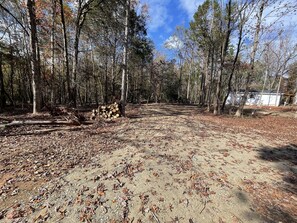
0 1 297 222
0 0 296 116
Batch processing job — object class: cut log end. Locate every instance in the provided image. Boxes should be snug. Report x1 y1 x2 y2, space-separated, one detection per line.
90 102 121 120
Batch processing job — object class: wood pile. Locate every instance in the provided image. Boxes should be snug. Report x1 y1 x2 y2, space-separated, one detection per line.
90 102 121 120
43 105 87 123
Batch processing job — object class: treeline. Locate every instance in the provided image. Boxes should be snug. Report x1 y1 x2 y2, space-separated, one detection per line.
0 0 160 115
164 0 297 116
0 0 297 116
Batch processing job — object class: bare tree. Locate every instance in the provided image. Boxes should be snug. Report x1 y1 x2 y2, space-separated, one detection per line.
50 0 57 105
235 0 266 117
72 0 92 106
59 0 71 104
120 0 130 116
0 53 5 109
27 0 42 114
213 0 233 115
222 0 250 111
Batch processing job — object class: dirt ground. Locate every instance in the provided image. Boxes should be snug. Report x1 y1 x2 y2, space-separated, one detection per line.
0 104 296 223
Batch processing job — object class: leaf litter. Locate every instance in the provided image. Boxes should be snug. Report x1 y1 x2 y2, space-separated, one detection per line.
0 104 296 222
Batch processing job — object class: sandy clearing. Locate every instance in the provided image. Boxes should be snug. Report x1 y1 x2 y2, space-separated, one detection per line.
0 104 296 223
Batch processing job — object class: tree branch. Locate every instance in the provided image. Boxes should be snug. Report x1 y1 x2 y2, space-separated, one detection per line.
0 3 29 36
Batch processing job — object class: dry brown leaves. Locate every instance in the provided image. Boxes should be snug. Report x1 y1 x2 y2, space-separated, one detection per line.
242 179 297 222
0 117 127 211
196 112 297 144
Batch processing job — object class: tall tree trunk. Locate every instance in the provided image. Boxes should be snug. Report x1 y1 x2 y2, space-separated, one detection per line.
9 46 14 106
51 0 57 105
71 0 92 107
111 38 117 98
214 0 232 115
120 0 130 116
0 53 6 110
104 50 108 104
205 0 216 111
58 61 63 104
186 57 193 101
27 0 42 114
235 0 265 117
59 0 71 104
139 60 144 103
275 75 283 106
200 52 208 106
214 65 223 115
72 21 80 107
178 56 183 100
222 15 244 111
199 66 205 105
207 48 214 111
91 48 99 106
104 27 109 104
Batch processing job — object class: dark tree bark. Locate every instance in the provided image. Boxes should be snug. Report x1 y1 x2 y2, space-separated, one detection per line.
51 0 57 105
71 13 82 107
111 38 117 98
59 0 71 104
207 49 214 112
0 53 6 110
8 43 15 106
71 0 103 107
213 0 232 115
178 54 183 100
235 0 266 117
104 27 109 104
199 70 205 105
91 48 99 106
200 52 209 106
222 8 245 111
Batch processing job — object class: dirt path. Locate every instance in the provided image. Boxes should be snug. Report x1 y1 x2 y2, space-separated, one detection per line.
0 104 296 222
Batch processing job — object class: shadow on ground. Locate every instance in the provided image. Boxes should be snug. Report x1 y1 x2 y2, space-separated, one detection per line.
255 144 297 222
258 144 297 194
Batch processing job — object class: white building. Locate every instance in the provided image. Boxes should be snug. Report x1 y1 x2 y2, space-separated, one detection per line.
227 91 284 106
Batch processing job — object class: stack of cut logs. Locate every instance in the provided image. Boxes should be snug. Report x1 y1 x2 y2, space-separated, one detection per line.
90 102 121 120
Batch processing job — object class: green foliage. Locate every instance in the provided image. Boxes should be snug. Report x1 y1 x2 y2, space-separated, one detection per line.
190 0 222 50
129 8 154 63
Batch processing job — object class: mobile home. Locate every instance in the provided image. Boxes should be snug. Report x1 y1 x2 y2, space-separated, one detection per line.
227 91 284 106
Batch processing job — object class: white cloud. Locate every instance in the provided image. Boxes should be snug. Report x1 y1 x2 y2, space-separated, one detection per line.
164 35 184 50
140 0 172 32
178 0 204 20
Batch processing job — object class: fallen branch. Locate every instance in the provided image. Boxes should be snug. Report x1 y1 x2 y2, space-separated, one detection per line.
0 120 94 128
151 211 161 223
200 199 207 214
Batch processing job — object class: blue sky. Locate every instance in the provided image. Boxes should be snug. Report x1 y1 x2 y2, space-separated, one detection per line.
139 0 204 56
139 0 297 59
